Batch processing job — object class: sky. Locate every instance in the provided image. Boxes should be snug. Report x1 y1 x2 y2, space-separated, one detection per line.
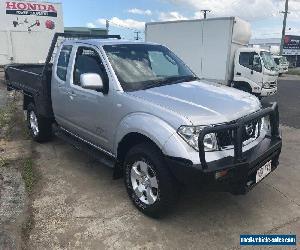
57 0 300 40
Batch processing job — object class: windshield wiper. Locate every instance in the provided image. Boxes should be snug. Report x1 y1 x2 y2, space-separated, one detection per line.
177 75 199 82
159 75 199 85
142 79 168 90
140 75 199 91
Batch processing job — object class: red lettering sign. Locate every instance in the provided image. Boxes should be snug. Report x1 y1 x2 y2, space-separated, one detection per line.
5 1 57 12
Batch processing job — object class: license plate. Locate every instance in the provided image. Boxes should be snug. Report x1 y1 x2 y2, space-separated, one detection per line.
256 160 272 183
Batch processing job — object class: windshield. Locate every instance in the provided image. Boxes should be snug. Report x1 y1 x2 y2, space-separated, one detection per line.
274 57 280 65
280 56 288 64
260 51 277 71
103 44 196 91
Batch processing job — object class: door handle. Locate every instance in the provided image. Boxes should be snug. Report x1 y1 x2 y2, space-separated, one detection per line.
69 90 76 100
69 90 76 96
236 72 241 76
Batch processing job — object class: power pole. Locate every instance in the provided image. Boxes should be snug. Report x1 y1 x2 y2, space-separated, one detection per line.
106 20 110 34
200 9 211 19
280 0 289 55
134 31 141 40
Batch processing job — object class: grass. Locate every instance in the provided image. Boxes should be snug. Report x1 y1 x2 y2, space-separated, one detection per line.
22 158 36 193
0 87 37 247
0 94 18 138
287 68 300 76
0 92 29 140
21 158 38 246
0 156 9 167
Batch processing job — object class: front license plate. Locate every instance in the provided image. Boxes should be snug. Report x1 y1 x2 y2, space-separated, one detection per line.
256 160 272 183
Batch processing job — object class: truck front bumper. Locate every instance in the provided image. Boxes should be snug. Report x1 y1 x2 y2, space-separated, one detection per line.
165 137 281 194
261 87 277 96
165 102 282 195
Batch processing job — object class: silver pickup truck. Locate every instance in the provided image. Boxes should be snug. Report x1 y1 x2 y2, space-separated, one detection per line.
5 33 282 217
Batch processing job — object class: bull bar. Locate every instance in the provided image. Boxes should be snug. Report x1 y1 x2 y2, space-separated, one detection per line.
198 102 280 170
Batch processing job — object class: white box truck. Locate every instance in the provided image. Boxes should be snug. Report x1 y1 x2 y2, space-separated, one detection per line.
145 17 278 97
0 0 63 65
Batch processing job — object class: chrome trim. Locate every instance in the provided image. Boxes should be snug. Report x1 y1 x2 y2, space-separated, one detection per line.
60 127 116 158
9 67 41 76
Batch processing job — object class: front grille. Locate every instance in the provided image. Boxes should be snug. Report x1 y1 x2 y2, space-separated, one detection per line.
269 81 277 88
216 119 262 149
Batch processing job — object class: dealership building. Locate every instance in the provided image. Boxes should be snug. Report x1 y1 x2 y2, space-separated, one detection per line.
250 35 300 67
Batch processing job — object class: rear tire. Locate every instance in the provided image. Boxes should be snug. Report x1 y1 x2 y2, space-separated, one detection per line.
27 103 52 142
124 143 178 218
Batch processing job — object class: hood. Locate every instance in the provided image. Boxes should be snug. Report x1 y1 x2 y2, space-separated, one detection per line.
128 80 261 125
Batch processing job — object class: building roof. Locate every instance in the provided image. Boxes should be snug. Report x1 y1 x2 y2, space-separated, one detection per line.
239 47 269 53
65 27 107 32
63 39 157 47
249 38 281 45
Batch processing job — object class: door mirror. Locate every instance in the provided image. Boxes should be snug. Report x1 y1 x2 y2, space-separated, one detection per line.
80 73 104 91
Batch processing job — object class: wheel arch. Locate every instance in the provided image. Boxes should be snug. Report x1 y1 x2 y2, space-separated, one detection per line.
113 113 178 178
117 132 161 166
233 81 253 93
23 92 35 110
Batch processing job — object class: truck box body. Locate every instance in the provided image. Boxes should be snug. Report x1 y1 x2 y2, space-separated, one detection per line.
0 0 63 65
145 17 251 85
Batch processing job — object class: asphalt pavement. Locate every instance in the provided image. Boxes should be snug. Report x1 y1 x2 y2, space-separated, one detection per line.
262 75 300 129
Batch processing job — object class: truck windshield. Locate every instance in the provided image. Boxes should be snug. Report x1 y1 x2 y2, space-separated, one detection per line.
260 51 277 71
103 44 196 91
280 56 288 64
274 58 280 65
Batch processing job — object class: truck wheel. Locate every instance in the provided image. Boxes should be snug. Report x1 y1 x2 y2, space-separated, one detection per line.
124 143 178 218
27 103 52 142
237 84 252 94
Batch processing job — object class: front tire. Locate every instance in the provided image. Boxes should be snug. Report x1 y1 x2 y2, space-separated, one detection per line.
27 103 52 142
124 143 178 218
236 84 252 94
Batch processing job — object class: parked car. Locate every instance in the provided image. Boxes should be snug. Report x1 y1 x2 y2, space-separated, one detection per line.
146 17 279 97
5 33 282 217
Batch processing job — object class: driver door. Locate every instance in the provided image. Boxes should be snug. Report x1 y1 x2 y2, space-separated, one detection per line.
237 52 263 88
64 45 114 151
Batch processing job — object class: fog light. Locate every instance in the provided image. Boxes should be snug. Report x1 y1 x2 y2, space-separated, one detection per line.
215 170 228 179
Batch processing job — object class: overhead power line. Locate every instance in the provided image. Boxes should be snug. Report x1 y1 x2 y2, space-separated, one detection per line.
107 20 141 31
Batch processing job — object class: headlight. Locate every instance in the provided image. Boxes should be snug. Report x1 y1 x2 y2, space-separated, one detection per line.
177 125 218 151
261 116 271 133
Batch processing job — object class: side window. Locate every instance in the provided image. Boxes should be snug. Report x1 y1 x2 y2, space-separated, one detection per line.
73 47 108 86
239 52 260 71
149 51 179 76
57 45 72 81
239 52 250 68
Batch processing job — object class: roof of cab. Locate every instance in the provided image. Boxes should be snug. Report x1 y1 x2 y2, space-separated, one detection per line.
63 39 158 47
238 47 270 53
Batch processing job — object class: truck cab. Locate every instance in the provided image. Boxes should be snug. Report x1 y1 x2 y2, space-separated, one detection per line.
234 48 278 96
273 55 289 75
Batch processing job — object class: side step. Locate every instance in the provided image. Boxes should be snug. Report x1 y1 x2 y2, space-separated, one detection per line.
53 125 116 169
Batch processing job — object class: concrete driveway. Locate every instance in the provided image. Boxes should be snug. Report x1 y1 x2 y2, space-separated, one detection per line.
27 78 300 249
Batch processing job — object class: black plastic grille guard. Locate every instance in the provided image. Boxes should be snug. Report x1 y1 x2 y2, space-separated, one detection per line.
198 102 280 169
